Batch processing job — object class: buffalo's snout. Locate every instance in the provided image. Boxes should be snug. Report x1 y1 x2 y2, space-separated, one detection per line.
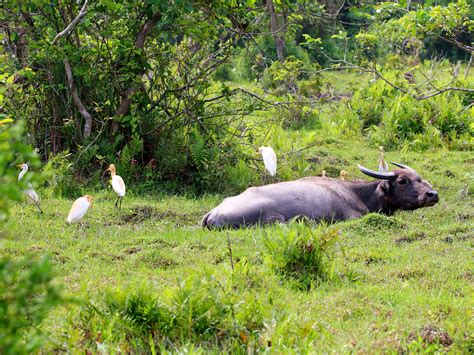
424 190 439 205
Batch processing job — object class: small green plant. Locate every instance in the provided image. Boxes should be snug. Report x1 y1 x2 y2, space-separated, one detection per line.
0 256 62 354
262 221 340 290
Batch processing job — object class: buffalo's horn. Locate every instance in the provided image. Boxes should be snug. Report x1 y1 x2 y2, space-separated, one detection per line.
357 164 397 180
389 161 416 172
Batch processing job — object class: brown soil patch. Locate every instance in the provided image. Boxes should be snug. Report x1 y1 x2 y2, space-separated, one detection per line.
408 325 453 348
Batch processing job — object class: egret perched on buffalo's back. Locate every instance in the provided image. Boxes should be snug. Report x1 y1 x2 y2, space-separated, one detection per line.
107 164 126 209
339 170 348 180
378 146 389 173
17 163 42 213
67 195 93 226
258 146 277 177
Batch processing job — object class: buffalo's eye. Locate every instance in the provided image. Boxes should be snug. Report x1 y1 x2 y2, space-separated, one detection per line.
398 178 407 185
416 178 422 183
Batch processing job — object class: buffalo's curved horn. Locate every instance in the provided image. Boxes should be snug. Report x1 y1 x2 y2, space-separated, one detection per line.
357 164 397 180
389 162 416 172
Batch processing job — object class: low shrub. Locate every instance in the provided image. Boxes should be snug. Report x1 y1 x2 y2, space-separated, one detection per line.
262 221 340 290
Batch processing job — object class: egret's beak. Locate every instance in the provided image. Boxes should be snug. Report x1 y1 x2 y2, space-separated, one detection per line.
17 164 23 168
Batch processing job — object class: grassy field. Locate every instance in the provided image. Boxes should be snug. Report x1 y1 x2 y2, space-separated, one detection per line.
2 142 472 352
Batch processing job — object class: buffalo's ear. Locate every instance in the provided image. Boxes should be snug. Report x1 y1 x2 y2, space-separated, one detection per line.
378 180 391 196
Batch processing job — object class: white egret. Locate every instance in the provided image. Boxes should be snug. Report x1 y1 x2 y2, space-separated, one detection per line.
378 146 389 173
17 163 42 213
107 164 126 209
67 195 93 225
258 146 277 177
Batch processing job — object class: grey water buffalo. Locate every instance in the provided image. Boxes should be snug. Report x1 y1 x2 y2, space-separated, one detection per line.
202 162 439 228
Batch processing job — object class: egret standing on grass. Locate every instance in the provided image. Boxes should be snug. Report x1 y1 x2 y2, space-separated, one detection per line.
67 195 93 226
378 146 389 173
107 164 126 209
258 146 277 177
17 163 42 213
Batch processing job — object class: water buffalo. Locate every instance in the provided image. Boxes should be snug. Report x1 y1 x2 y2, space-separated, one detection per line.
202 162 439 228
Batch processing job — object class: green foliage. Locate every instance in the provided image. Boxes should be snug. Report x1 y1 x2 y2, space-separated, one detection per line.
71 265 270 351
372 0 472 61
355 33 379 61
262 56 308 95
0 256 62 354
42 151 79 198
338 71 474 151
263 221 340 290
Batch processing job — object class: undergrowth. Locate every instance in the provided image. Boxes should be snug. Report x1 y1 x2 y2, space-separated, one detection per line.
263 222 340 290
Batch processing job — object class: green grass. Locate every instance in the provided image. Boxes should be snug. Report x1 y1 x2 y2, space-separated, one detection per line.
2 143 473 352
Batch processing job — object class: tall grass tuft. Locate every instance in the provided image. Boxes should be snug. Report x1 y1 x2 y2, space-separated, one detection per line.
262 221 340 290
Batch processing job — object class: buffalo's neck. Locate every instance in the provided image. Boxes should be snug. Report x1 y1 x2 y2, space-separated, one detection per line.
348 181 390 214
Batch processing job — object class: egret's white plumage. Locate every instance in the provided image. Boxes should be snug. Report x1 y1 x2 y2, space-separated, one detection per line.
108 164 126 209
378 146 389 173
112 175 126 197
25 185 39 204
258 146 277 176
17 163 42 212
18 164 28 181
67 195 93 224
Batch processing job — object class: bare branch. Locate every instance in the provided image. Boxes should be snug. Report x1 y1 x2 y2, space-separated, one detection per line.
416 87 474 100
51 0 88 45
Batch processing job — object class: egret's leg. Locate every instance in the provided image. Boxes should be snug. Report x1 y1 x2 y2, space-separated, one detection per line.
119 197 123 210
114 196 119 209
33 199 43 213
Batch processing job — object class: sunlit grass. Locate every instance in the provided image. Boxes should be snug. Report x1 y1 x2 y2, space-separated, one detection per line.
2 142 472 352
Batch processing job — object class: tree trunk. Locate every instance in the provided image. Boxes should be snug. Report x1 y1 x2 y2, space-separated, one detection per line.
63 58 93 141
110 12 162 135
266 0 285 62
